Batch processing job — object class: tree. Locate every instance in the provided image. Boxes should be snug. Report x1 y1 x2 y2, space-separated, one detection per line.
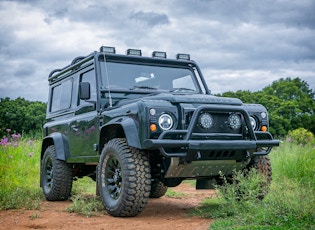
220 90 258 104
260 78 315 136
220 77 315 136
0 97 47 137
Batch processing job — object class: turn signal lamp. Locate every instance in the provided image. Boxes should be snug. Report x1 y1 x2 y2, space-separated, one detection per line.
126 49 142 56
150 124 157 132
100 46 116 54
261 126 268 132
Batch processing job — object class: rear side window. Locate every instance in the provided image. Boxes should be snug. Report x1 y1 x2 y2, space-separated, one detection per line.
50 79 73 112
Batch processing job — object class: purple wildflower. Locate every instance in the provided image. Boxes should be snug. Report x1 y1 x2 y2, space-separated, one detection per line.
6 128 11 132
286 137 291 142
9 156 13 159
0 137 9 146
28 140 33 146
12 133 21 142
29 152 33 157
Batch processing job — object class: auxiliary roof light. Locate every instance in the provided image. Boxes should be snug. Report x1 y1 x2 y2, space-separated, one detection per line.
152 51 167 58
99 46 116 54
126 49 142 56
176 53 190 60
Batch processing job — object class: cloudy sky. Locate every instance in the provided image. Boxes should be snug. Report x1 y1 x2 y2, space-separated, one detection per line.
0 0 314 102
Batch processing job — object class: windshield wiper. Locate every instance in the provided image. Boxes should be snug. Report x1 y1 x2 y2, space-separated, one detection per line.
130 86 158 90
171 88 196 93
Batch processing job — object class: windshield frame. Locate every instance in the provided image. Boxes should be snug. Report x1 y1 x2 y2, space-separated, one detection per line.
97 54 205 95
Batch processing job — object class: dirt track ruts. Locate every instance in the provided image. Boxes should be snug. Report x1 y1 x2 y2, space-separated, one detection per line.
0 183 215 230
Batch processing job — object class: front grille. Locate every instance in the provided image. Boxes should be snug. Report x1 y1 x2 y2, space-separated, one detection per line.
183 108 246 137
193 112 242 134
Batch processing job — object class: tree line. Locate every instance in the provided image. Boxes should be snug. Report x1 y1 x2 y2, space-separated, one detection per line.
0 77 314 138
219 77 315 136
0 97 46 137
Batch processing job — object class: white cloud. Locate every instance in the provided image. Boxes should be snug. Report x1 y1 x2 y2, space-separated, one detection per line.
0 0 314 102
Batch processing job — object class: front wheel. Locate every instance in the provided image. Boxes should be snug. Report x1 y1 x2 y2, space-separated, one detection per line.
41 145 73 201
247 155 272 183
97 138 151 217
246 155 272 199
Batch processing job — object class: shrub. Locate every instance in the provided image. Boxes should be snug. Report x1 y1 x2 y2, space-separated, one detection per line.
66 195 104 217
287 128 314 146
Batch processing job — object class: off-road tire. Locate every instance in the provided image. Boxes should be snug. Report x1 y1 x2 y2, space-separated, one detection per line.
97 138 151 217
247 155 272 183
150 181 168 198
246 155 272 199
41 145 73 201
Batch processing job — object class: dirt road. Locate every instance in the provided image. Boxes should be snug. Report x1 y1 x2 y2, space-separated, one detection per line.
0 183 215 230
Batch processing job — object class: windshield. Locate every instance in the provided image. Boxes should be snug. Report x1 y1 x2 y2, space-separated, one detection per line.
100 61 200 93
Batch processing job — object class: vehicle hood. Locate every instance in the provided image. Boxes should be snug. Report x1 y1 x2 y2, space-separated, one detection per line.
115 93 243 107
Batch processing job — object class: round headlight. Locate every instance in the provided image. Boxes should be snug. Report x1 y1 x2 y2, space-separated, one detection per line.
200 113 213 129
261 112 267 119
158 114 173 130
228 114 241 130
249 116 257 130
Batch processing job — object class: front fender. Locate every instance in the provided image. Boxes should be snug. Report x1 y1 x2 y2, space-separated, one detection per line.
41 132 70 161
101 116 141 149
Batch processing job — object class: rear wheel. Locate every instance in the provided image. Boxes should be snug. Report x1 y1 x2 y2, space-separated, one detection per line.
41 145 73 201
98 138 151 217
150 181 168 198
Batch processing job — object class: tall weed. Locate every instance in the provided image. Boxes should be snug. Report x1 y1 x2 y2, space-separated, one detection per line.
0 133 43 210
66 194 104 217
271 140 315 188
192 141 315 229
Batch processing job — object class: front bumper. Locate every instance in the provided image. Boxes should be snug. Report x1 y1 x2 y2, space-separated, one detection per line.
144 131 279 157
144 105 280 158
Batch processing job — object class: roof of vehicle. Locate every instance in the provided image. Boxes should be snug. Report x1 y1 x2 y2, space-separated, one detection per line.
48 46 196 84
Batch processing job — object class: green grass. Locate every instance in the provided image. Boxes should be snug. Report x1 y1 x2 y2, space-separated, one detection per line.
1 134 314 228
66 176 104 217
72 176 96 195
0 136 43 210
66 194 105 217
165 188 188 198
271 141 315 188
191 141 315 229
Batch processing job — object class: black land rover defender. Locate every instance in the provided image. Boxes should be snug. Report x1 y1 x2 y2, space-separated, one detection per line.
40 46 279 217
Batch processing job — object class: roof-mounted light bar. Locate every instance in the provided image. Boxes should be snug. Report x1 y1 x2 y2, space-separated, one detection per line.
100 46 116 54
126 49 142 56
152 51 167 58
176 53 190 60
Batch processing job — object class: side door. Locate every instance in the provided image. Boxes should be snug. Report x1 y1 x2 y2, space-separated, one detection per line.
68 68 100 163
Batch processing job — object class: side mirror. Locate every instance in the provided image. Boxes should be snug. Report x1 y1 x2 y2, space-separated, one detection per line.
79 82 91 100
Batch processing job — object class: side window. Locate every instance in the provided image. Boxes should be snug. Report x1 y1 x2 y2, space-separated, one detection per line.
79 69 96 105
50 79 72 112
